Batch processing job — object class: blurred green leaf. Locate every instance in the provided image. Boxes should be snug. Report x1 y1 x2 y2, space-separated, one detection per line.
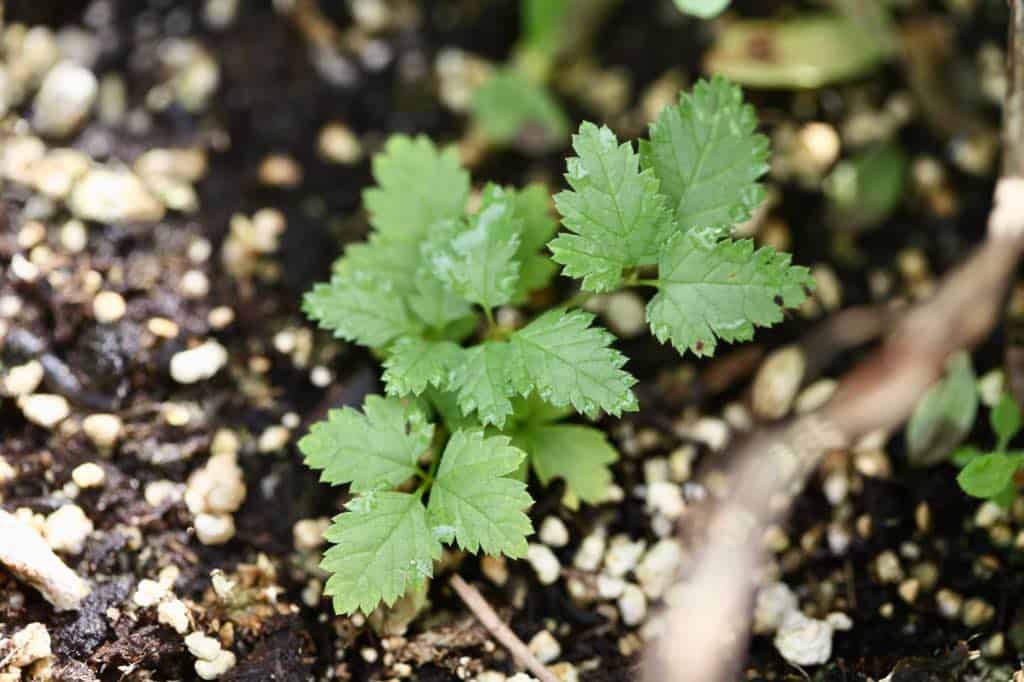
522 0 572 59
957 452 1018 499
673 0 730 19
992 393 1022 450
706 14 891 90
905 352 978 466
472 69 569 149
951 445 984 468
825 142 908 230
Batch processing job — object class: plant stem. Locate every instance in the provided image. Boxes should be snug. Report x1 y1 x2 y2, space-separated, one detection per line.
562 290 594 310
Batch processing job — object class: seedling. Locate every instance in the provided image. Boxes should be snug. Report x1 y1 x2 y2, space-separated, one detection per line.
955 393 1024 506
301 77 813 615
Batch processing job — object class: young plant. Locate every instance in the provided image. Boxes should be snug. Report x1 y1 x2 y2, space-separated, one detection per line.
955 393 1024 507
301 76 813 615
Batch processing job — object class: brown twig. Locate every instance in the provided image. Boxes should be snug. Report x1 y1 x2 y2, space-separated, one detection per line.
645 2 1024 680
448 574 560 682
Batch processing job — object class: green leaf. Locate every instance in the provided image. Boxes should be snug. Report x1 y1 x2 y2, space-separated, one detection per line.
905 352 978 466
451 342 518 428
426 196 523 311
334 233 421 296
408 269 476 331
992 394 1022 450
322 492 441 614
706 14 891 90
382 338 464 397
511 423 618 504
957 452 1019 499
826 143 908 230
522 0 572 58
498 184 560 300
427 430 533 557
509 309 638 418
472 69 569 148
993 481 1016 508
425 386 480 432
363 135 469 240
673 0 730 19
952 445 985 468
551 122 674 292
299 395 433 492
640 76 769 233
304 272 422 348
646 231 813 357
508 393 575 427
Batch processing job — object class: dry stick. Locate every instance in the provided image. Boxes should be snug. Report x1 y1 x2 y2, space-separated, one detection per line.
449 574 561 682
645 3 1024 680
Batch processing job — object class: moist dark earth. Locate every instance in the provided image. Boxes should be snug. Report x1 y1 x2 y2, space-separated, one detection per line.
0 1 1021 681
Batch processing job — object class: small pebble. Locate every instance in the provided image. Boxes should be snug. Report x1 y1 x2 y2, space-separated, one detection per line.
207 306 235 329
975 501 1006 528
195 649 235 679
753 582 798 634
480 555 509 586
258 154 302 187
0 457 16 484
3 360 44 397
145 480 185 507
646 482 686 520
18 394 70 428
936 588 963 620
194 513 235 545
635 539 684 599
158 598 190 634
180 269 210 298
774 611 835 666
527 630 561 664
597 574 626 599
318 122 363 164
59 219 88 252
526 544 561 585
603 535 646 578
7 622 52 669
874 551 904 584
33 61 98 137
92 290 126 323
751 346 806 420
898 578 920 604
795 379 838 414
618 583 647 626
68 167 165 223
71 462 105 488
258 425 290 453
293 518 328 551
962 597 994 628
133 578 168 607
147 317 180 338
82 413 123 449
603 292 646 338
574 528 606 571
185 631 222 661
44 504 93 554
170 340 228 384
539 517 570 547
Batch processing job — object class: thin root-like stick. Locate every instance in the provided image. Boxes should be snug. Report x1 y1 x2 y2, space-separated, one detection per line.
449 574 560 682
